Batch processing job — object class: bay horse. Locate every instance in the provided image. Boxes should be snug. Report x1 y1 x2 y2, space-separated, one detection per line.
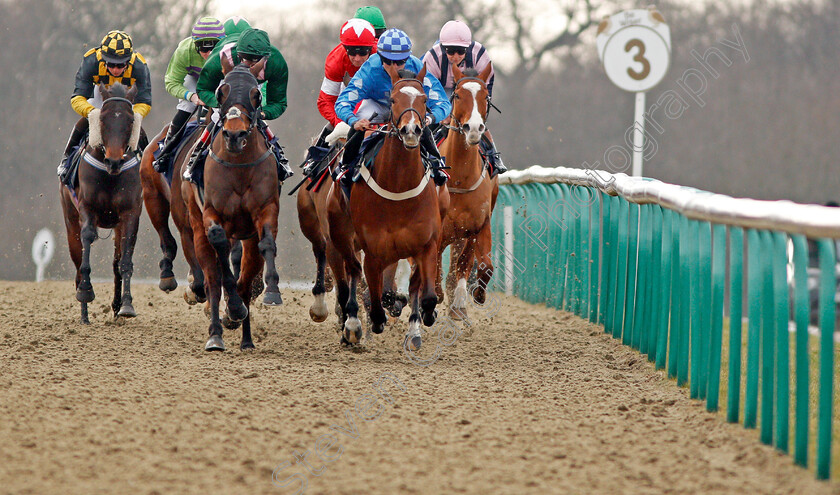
59 83 144 324
436 63 498 320
327 67 449 349
184 57 283 351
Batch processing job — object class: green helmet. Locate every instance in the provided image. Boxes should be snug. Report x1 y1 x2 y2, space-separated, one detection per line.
354 6 386 32
223 16 252 37
236 28 271 57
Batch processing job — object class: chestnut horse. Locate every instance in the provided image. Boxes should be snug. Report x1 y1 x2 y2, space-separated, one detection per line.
437 64 498 320
327 67 449 349
183 58 282 351
296 136 407 326
59 83 144 324
139 110 207 304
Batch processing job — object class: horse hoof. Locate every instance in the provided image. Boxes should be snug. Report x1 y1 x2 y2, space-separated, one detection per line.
343 317 362 344
240 340 255 351
205 335 226 351
262 291 283 306
372 322 385 334
184 288 198 306
76 288 95 303
118 305 137 318
222 314 241 330
159 277 177 293
422 309 438 327
449 306 466 321
310 307 329 323
228 302 248 322
80 317 90 325
404 334 422 352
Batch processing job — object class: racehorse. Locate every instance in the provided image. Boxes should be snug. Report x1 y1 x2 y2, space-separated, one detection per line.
296 133 407 326
327 67 449 349
183 57 283 351
59 83 144 324
436 64 498 320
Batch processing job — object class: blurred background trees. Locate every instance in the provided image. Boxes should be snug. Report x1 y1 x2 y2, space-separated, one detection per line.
1 0 838 281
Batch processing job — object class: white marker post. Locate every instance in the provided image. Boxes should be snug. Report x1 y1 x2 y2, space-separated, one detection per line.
596 8 671 177
32 228 55 282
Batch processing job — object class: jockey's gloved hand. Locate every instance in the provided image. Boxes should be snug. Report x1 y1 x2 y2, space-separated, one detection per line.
425 115 435 127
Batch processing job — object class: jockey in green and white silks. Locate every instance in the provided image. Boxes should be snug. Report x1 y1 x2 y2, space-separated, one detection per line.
152 17 226 172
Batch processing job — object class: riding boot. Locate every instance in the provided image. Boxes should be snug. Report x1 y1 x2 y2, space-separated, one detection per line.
480 134 507 177
184 120 215 183
57 117 89 184
337 127 364 187
421 126 448 186
154 109 192 173
258 120 293 183
301 124 334 175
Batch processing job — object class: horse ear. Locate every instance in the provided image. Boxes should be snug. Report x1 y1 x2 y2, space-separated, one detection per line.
417 62 427 82
216 84 231 106
250 58 266 77
221 53 233 75
126 84 138 103
478 61 493 84
451 62 463 82
250 87 262 110
388 65 401 85
99 83 110 99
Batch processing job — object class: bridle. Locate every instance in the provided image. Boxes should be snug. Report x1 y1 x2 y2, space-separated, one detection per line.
94 95 135 157
388 78 426 144
444 76 491 135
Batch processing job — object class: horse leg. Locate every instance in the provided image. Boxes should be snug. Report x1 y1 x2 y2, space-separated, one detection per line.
179 226 206 305
446 238 467 302
116 210 140 318
450 239 475 321
206 223 248 325
257 224 283 306
404 263 423 351
364 259 387 335
111 226 123 317
231 240 242 281
342 256 363 345
236 238 263 350
191 224 225 351
62 199 88 324
76 214 97 306
326 244 348 331
310 248 329 322
381 262 407 317
144 182 178 292
418 241 441 328
472 220 494 305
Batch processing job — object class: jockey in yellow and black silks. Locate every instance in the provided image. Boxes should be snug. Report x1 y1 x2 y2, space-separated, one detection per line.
58 30 152 184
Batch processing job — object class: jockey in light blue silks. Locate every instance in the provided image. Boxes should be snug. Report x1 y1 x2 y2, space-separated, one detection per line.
334 28 452 187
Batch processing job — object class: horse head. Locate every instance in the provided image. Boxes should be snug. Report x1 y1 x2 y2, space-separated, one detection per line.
94 83 138 174
450 62 492 146
216 57 266 153
388 65 428 149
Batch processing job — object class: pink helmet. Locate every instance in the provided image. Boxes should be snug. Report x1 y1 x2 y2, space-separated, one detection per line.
439 20 471 48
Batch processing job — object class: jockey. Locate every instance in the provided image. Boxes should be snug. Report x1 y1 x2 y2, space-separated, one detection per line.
422 20 507 176
308 18 377 160
152 17 226 173
58 30 151 184
354 6 387 38
186 28 294 185
335 28 452 187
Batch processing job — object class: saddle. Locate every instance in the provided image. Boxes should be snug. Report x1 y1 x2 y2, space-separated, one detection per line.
152 121 202 185
335 131 388 201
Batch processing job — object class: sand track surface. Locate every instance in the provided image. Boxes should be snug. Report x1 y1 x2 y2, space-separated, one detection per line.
0 281 835 494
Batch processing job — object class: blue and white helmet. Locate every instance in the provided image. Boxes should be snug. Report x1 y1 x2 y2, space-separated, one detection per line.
377 28 412 61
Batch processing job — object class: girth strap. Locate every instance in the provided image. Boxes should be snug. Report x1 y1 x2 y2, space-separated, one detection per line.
209 149 272 168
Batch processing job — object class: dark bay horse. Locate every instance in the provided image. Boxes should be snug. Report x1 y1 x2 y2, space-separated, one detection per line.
327 67 449 349
59 83 144 324
184 58 282 351
437 63 499 320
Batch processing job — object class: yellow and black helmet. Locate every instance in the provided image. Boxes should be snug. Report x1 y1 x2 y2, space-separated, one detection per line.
100 30 133 63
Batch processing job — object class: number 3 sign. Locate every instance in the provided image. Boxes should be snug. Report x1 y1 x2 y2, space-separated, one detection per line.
596 7 671 93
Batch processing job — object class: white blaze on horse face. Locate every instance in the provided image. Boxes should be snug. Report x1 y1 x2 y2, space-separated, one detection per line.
399 86 424 126
461 82 486 145
226 107 243 120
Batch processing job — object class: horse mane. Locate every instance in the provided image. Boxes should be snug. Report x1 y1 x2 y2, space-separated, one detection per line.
461 68 479 78
108 83 129 98
397 69 417 79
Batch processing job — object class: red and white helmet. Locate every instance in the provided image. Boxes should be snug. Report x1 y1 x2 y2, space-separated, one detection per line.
340 18 376 47
440 20 471 47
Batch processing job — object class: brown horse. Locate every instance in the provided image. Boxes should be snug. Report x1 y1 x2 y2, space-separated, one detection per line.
296 137 407 326
436 64 499 320
184 58 282 351
327 67 449 349
59 83 144 324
